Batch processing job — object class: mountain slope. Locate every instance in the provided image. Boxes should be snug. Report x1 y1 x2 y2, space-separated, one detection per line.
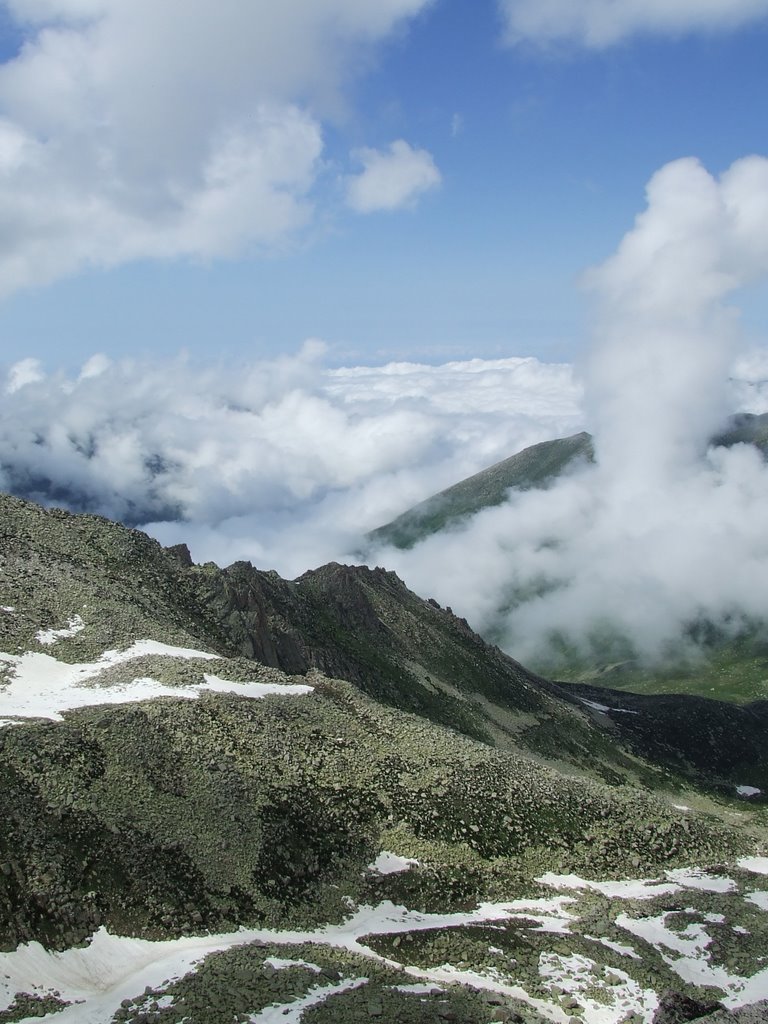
367 431 594 551
190 556 768 793
1 494 768 1023
363 413 768 705
366 412 768 553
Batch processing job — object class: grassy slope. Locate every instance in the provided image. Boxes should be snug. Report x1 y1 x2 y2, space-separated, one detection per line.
560 635 768 705
366 432 594 551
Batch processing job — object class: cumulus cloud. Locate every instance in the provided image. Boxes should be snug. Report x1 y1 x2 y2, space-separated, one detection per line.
5 357 44 393
0 347 582 578
346 140 441 213
499 0 768 47
0 0 432 295
378 155 768 670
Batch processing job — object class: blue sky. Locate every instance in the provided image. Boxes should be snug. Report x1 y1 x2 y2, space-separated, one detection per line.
0 0 767 370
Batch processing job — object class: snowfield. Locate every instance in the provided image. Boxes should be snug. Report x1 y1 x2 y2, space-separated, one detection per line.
0 863 766 1024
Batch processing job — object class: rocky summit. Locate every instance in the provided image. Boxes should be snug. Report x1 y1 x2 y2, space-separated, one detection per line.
1 492 767 1024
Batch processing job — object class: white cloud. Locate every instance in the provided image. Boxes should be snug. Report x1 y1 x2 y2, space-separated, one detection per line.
3 149 768 678
346 139 441 213
499 0 768 47
379 155 768 670
0 348 582 578
3 209 768 674
5 357 44 394
0 0 432 295
584 156 768 478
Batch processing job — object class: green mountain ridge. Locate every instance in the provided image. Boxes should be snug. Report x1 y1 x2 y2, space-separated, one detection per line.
367 413 768 553
366 431 594 552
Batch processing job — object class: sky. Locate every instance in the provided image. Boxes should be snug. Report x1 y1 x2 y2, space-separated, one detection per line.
2 1 768 672
0 0 766 367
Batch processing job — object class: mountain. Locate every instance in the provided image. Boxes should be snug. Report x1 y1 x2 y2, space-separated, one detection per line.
1 493 768 1023
366 431 594 552
366 414 768 553
363 413 768 705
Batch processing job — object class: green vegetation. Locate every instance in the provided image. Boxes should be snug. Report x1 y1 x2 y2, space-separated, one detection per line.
367 412 768 557
564 635 768 705
366 431 593 551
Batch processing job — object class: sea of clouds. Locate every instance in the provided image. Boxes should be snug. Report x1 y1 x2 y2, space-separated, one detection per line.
3 155 768 672
0 344 584 577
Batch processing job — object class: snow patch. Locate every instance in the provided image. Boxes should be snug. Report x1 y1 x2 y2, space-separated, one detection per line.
248 976 368 1022
263 957 321 973
201 674 314 700
615 910 768 1005
580 698 611 712
616 912 712 958
0 897 579 1024
35 615 85 646
3 885 764 1024
102 639 221 663
0 641 311 724
537 873 679 900
368 852 419 875
0 928 255 1022
745 891 768 911
404 964 560 1022
665 868 736 893
539 952 658 1024
584 934 641 960
738 857 768 875
579 698 639 716
389 982 443 994
736 786 762 797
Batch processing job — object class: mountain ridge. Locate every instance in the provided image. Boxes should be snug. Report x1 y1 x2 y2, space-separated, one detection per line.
366 412 768 553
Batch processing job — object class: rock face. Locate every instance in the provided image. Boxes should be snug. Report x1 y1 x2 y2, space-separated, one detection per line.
190 557 768 794
1 492 768 1023
652 992 724 1023
194 557 554 744
694 1002 768 1023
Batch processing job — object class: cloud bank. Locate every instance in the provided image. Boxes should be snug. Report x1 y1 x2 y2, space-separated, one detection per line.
378 155 768 669
3 122 768 674
0 0 438 296
0 346 582 578
499 0 768 47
